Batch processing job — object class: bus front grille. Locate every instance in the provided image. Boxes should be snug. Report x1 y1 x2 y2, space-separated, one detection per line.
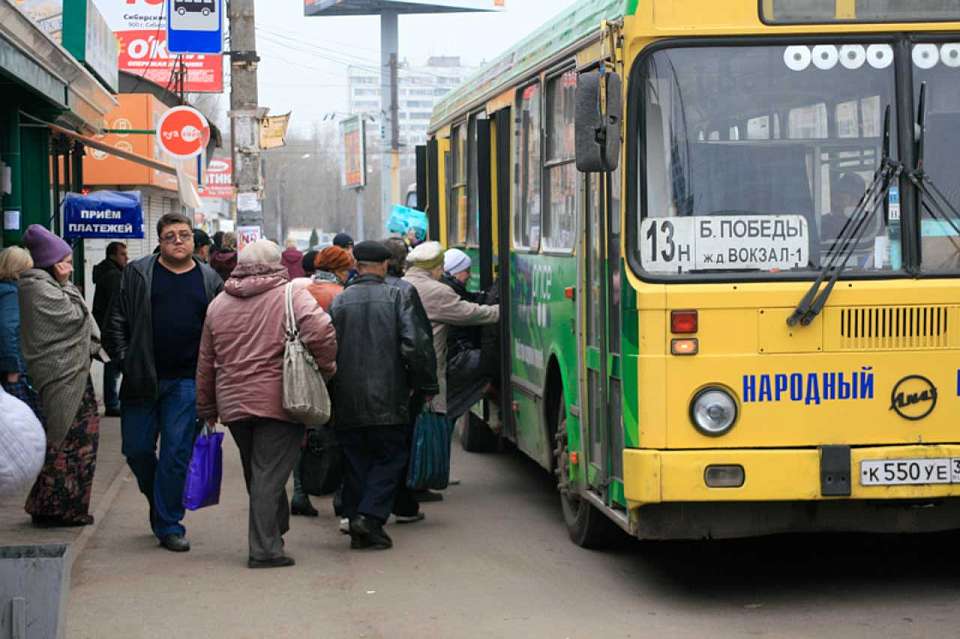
829 305 957 350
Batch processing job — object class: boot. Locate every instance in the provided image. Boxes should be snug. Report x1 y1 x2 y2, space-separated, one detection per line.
349 515 392 550
291 495 319 517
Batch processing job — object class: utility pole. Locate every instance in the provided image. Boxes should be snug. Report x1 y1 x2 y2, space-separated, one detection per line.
380 10 398 227
228 0 264 229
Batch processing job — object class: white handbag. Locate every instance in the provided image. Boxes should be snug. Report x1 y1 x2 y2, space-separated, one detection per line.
0 385 46 497
282 283 332 426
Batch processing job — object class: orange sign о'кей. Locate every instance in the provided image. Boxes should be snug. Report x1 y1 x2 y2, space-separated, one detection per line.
84 94 197 192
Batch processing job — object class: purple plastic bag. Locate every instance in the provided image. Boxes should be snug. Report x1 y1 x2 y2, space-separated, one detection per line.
183 428 224 511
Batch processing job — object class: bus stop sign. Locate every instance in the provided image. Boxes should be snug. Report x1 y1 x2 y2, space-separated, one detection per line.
167 0 223 54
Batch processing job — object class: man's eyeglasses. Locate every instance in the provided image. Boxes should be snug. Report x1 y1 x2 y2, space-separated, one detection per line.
160 231 194 244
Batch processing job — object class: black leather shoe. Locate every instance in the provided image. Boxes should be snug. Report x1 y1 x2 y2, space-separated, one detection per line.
159 534 191 552
248 555 295 569
413 490 444 503
349 515 392 550
291 498 319 517
395 512 425 524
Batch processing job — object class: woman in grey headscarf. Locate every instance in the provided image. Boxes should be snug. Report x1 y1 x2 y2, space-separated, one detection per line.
19 224 101 527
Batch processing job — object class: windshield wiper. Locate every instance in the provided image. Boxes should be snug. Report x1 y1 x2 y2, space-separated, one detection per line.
906 83 960 253
787 106 900 328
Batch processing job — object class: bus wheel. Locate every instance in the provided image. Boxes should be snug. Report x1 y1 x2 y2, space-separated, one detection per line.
553 401 621 549
460 411 498 453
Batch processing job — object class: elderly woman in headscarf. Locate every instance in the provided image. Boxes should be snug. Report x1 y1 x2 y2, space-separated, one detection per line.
19 225 101 527
307 245 353 312
197 239 337 569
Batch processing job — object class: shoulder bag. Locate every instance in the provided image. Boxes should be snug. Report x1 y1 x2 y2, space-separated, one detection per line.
282 283 332 426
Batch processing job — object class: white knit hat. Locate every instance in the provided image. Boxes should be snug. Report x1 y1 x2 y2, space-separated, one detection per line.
443 248 471 275
238 239 282 265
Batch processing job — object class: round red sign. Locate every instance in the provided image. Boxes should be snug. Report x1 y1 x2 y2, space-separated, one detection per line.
157 106 210 159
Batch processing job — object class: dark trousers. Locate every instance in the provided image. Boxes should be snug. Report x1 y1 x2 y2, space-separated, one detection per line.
103 360 121 411
338 425 409 524
392 423 418 517
121 378 197 538
229 419 303 561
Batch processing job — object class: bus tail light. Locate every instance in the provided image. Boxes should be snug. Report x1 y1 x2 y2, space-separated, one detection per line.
671 310 698 334
671 338 699 356
704 465 745 488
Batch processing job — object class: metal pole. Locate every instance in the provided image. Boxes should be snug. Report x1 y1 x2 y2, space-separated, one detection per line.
356 186 365 241
229 0 264 229
380 10 398 232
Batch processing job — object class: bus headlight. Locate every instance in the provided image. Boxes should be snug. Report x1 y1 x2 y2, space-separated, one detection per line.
690 387 738 436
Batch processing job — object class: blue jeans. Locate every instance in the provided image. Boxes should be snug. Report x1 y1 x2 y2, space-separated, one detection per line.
103 360 121 411
121 379 197 538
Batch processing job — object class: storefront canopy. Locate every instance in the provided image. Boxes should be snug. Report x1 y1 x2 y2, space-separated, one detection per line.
304 0 502 15
47 121 177 176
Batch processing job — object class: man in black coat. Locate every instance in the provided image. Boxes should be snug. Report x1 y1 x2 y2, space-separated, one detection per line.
329 241 437 550
92 241 128 417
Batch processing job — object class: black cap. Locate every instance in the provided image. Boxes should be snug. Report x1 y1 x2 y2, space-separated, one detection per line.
333 232 354 248
353 240 391 263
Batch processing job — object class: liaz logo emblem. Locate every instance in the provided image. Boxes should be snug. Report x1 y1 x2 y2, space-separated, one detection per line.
890 375 938 421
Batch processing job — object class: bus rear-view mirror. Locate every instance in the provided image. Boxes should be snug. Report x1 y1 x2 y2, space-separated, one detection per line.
575 69 622 173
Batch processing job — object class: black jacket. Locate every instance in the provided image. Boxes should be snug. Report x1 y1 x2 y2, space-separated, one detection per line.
91 257 123 329
103 255 223 401
329 274 437 428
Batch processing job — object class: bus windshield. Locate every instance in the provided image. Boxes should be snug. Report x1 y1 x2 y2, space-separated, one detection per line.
637 43 904 277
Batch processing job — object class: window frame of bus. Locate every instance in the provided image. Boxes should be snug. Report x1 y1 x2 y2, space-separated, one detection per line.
625 34 921 284
759 0 960 25
448 122 468 247
909 34 960 275
513 80 543 253
541 65 579 255
466 110 486 249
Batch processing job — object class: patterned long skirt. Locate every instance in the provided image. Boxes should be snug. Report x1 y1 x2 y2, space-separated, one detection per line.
24 378 100 521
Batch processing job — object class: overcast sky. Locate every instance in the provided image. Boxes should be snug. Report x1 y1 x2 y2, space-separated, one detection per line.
253 0 578 135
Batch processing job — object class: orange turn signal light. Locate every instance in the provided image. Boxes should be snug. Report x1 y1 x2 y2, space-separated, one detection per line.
671 310 699 334
671 338 699 356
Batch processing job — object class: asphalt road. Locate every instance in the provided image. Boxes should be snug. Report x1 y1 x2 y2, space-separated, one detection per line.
67 437 960 639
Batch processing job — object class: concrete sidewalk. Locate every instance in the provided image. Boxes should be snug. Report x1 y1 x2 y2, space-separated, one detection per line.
0 416 129 563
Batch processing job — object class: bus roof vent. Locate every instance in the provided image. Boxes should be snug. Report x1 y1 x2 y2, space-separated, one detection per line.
826 305 956 351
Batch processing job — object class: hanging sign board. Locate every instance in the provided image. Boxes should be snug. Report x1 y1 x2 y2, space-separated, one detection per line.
157 106 210 160
63 191 145 239
166 0 223 54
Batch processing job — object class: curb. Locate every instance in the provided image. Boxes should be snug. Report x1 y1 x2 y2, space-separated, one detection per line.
66 466 131 572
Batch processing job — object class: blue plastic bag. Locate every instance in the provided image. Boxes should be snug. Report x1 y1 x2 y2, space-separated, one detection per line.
406 411 453 491
182 427 224 511
386 204 429 242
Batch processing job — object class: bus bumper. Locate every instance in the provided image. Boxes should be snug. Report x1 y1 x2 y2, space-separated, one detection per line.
624 444 960 506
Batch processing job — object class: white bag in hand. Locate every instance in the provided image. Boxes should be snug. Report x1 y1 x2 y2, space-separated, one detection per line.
0 386 46 496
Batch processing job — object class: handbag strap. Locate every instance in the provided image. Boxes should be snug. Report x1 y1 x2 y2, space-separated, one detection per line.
284 282 299 340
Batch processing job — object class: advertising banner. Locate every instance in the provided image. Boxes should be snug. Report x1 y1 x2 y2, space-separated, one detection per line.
93 0 224 93
201 157 234 199
304 0 504 15
340 115 366 190
63 191 145 239
236 225 262 251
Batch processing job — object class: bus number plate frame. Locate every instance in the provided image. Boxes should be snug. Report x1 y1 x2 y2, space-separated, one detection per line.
859 458 960 486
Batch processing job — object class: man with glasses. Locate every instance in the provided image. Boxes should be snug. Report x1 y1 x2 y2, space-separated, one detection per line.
104 213 223 552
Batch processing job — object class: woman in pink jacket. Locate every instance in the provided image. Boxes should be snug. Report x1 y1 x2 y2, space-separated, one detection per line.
197 239 337 569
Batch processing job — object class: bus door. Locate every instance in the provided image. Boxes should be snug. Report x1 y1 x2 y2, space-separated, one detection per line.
582 170 623 500
494 107 515 440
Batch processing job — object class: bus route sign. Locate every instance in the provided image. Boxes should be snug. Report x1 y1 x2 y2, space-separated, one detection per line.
640 215 809 273
166 0 223 54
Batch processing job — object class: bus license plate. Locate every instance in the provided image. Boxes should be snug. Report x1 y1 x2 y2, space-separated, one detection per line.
860 458 960 486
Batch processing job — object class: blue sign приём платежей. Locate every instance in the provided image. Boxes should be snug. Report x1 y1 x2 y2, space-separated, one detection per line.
63 191 145 240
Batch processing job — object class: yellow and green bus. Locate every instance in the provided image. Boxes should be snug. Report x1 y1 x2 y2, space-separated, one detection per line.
419 0 960 546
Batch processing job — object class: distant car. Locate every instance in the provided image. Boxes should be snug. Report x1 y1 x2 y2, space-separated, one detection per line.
175 0 215 17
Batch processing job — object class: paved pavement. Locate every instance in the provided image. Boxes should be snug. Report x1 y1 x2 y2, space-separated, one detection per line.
62 435 960 639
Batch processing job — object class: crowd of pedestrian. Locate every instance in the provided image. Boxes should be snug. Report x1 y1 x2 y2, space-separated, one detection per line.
0 217 501 568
